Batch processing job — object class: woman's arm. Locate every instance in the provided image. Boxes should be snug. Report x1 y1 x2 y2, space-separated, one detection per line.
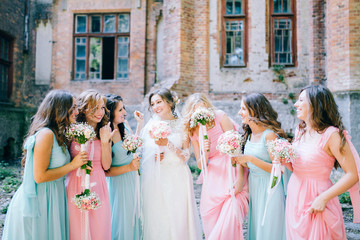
33 129 88 183
155 138 191 162
307 132 359 214
220 114 235 132
100 123 116 170
234 132 278 173
234 164 244 194
134 111 144 136
105 155 140 177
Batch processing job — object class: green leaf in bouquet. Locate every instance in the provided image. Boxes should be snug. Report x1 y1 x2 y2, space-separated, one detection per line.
271 176 278 188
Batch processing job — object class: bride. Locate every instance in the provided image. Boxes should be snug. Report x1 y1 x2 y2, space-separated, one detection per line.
141 88 202 240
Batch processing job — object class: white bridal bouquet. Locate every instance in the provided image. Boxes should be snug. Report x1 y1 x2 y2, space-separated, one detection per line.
189 107 215 141
122 134 143 175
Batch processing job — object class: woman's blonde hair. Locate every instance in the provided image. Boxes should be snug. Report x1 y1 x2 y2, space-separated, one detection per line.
182 93 215 137
76 89 109 138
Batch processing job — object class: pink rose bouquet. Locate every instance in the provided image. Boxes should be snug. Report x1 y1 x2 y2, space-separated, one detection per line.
122 134 143 175
72 189 101 211
217 130 243 156
148 121 171 140
266 138 296 188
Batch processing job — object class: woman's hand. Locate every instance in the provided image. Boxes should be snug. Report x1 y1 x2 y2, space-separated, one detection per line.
154 152 165 161
129 155 141 171
71 151 92 172
134 111 144 125
155 138 168 146
233 155 251 165
100 122 117 143
306 195 327 214
203 139 210 152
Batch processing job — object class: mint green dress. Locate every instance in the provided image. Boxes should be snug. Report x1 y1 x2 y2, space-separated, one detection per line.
107 139 142 240
2 128 70 240
244 129 286 240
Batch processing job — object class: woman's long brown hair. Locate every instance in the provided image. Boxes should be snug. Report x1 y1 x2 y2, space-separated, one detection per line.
22 90 74 166
241 93 286 148
297 84 346 168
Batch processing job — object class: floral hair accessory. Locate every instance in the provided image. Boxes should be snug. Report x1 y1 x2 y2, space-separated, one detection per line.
172 95 181 106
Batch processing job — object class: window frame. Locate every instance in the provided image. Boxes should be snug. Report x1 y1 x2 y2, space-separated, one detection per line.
0 33 13 101
221 0 248 68
72 13 131 81
270 0 297 66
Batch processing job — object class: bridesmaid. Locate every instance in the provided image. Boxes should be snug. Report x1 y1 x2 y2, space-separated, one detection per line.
285 85 359 239
66 89 114 240
233 93 287 240
182 93 249 240
105 94 143 240
2 90 88 240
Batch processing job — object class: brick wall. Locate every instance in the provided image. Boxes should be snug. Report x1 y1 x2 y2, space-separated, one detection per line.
308 0 326 84
51 0 147 105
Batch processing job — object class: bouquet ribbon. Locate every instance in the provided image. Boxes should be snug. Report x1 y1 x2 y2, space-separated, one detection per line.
199 125 208 181
132 174 142 226
227 155 241 225
76 141 95 240
261 160 284 226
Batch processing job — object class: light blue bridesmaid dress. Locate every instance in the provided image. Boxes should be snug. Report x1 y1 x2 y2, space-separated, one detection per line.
107 132 142 240
2 128 70 240
244 129 286 240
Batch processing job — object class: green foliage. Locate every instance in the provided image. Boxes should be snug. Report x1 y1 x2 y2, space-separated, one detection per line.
1 176 21 193
0 162 17 181
290 106 296 115
339 192 351 204
282 98 289 104
272 65 287 87
188 164 201 175
1 204 9 214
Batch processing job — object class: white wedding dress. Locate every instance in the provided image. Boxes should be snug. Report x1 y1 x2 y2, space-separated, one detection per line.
141 117 202 240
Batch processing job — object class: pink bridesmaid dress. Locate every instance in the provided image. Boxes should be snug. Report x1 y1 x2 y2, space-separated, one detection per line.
66 140 111 240
193 110 249 240
286 127 352 239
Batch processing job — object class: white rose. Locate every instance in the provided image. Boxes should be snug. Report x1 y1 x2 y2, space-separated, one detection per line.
84 129 91 139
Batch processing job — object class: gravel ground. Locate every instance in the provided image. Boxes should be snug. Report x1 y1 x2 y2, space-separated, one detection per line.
0 162 359 239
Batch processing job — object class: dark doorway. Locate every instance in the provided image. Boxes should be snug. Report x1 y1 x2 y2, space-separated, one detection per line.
102 37 115 80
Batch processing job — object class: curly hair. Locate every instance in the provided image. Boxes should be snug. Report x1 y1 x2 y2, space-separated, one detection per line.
182 93 215 137
241 93 286 147
76 89 109 139
148 88 178 118
296 84 346 168
22 90 74 166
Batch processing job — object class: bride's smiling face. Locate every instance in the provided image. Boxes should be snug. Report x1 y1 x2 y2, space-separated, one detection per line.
150 94 172 119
